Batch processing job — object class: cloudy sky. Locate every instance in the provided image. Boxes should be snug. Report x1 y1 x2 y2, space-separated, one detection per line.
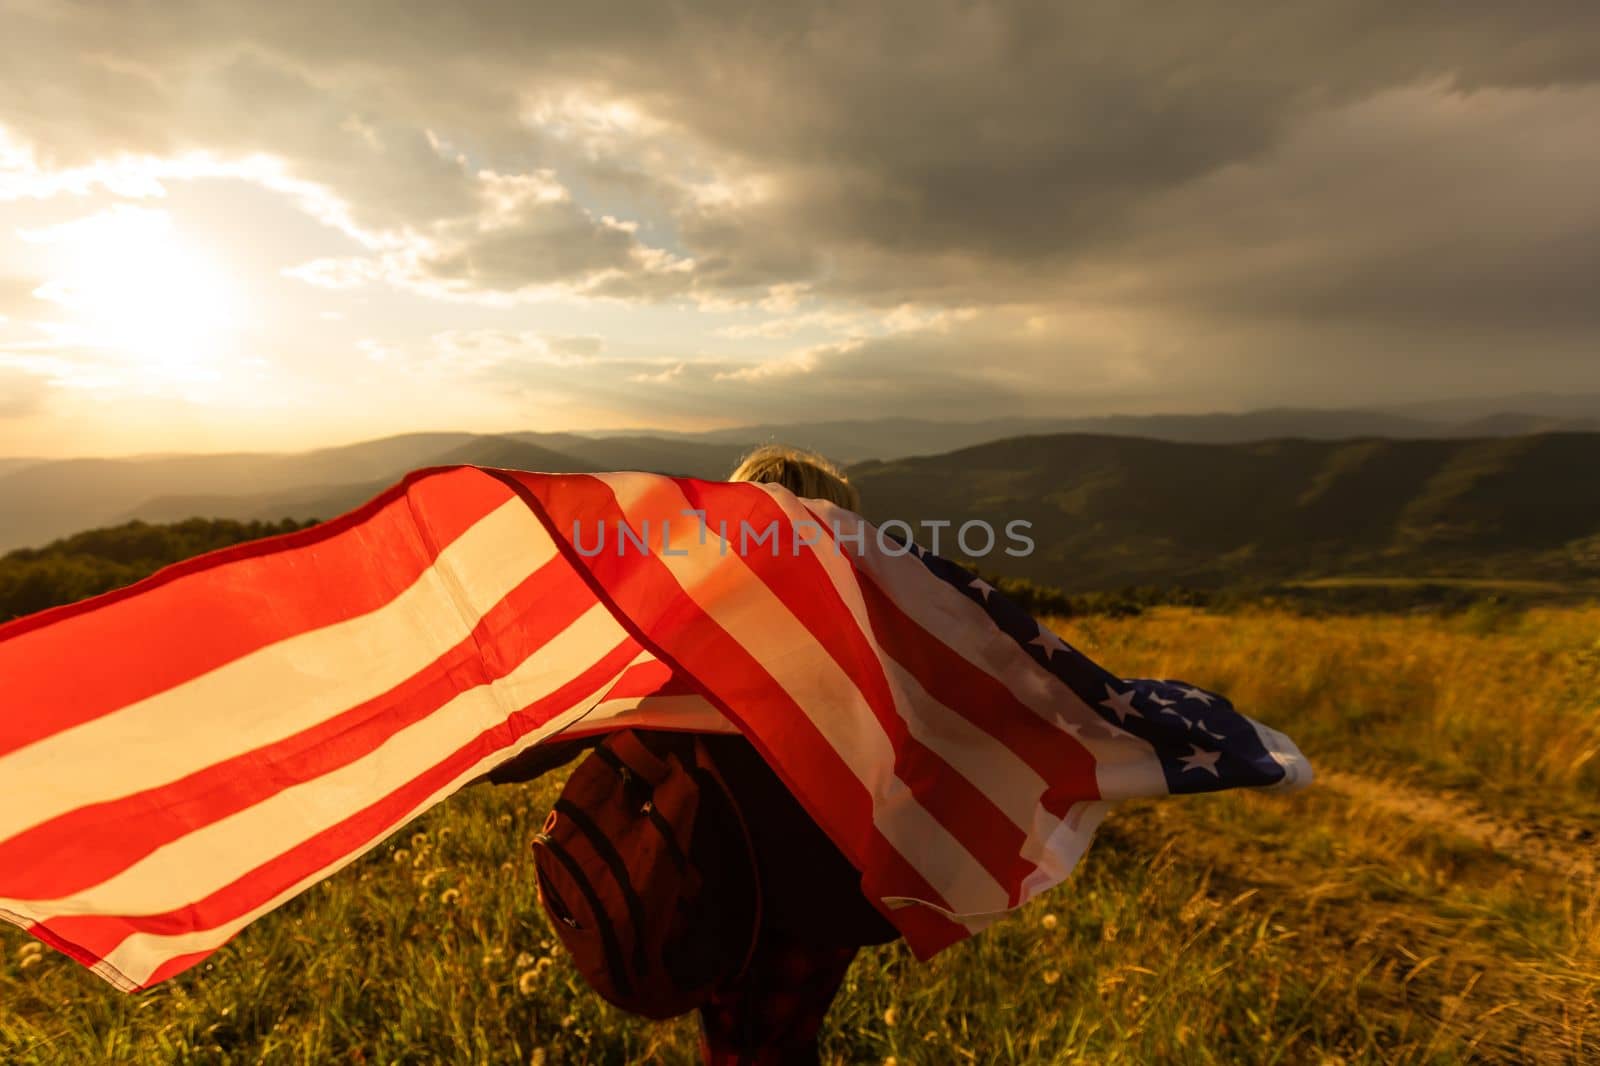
1 1 1597 457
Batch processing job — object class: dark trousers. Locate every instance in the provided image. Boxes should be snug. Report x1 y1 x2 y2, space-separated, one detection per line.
697 935 859 1065
693 734 899 1065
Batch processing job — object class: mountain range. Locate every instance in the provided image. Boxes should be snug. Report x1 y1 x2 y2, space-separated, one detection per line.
3 404 1600 590
582 395 1600 460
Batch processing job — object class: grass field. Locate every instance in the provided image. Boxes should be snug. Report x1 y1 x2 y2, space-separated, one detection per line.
3 606 1597 1064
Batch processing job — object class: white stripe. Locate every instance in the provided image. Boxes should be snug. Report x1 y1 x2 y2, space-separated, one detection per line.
94 666 635 989
598 474 1012 916
810 501 1169 801
876 896 1001 937
1248 718 1314 792
4 603 630 921
0 496 554 846
1017 799 1112 902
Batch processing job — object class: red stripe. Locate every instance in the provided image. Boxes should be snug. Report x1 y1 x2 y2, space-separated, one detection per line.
492 471 961 935
596 657 689 700
15 915 108 978
0 466 513 759
0 555 595 897
139 948 214 990
37 637 644 966
891 905 972 962
678 480 1036 900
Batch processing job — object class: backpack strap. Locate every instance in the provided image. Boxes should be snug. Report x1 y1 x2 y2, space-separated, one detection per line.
552 796 653 978
592 728 674 787
592 736 693 879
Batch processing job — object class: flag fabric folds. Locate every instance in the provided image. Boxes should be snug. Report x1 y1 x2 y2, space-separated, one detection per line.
0 465 1311 991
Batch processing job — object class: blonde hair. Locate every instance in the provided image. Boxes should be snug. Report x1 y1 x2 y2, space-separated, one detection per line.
729 444 861 511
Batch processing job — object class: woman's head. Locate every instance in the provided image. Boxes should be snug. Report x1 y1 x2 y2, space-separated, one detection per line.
729 444 861 512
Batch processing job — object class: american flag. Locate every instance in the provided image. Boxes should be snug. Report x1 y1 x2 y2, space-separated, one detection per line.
0 465 1311 991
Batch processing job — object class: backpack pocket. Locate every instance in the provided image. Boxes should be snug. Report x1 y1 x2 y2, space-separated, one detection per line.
531 729 757 1020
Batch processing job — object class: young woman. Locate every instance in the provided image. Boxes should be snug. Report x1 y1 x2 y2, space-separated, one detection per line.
482 445 895 1065
691 446 898 1065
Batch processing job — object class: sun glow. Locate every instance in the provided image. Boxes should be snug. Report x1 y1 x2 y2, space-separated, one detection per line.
24 205 246 387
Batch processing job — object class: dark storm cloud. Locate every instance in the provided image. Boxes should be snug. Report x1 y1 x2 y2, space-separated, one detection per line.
654 2 1600 269
4 0 1599 408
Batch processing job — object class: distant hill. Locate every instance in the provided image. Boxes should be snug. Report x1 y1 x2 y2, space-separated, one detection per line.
1445 413 1600 437
847 432 1600 589
0 433 758 552
663 410 1444 461
1376 391 1600 423
0 432 491 551
599 403 1600 462
516 434 751 480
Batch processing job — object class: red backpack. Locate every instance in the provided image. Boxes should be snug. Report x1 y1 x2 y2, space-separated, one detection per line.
531 729 762 1019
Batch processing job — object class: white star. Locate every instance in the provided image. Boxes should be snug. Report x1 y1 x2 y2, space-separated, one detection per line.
1147 693 1175 707
1029 624 1069 661
1099 683 1143 723
1178 744 1222 777
1175 685 1217 706
969 578 995 601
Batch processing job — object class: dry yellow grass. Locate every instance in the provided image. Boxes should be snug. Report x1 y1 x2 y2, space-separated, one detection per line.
1061 605 1600 818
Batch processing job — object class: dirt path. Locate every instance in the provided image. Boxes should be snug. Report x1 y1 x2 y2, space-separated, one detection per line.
1316 769 1598 883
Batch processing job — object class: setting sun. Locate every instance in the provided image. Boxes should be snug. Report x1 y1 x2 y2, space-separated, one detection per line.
23 205 244 387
